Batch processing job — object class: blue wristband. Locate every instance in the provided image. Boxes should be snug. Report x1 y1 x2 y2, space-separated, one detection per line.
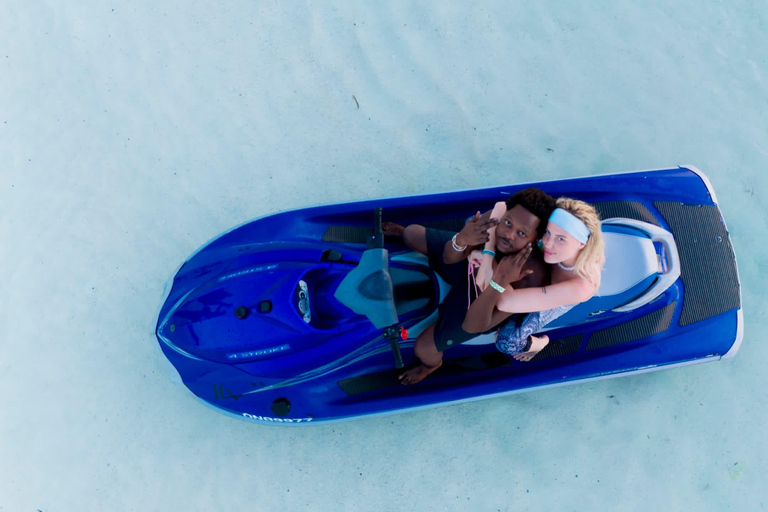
481 249 496 257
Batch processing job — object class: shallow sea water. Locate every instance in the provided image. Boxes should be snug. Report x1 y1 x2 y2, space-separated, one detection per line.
1 1 767 510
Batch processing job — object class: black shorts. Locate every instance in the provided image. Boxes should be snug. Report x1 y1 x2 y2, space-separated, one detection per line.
425 228 511 352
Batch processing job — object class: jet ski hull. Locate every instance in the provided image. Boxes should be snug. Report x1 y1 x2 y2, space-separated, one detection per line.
155 166 742 424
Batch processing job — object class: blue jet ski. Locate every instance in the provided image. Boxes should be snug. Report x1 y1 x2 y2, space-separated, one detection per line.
154 166 743 425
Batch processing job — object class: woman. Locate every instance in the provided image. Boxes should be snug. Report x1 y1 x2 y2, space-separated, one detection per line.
463 198 605 362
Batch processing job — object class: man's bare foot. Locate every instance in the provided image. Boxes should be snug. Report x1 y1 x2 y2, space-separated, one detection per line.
382 222 405 237
512 335 549 362
398 360 442 385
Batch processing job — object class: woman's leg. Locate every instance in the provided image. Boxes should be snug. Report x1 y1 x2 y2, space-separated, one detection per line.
512 334 550 362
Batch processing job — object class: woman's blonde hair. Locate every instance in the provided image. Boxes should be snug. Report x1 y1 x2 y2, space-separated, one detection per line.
555 197 605 289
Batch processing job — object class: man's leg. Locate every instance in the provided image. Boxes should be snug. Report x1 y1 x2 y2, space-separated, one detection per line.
382 223 428 255
398 324 443 385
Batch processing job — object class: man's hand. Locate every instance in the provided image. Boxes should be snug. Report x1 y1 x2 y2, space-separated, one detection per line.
454 211 500 248
494 244 534 285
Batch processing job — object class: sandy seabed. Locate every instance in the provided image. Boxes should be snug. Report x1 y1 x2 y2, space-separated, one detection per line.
2 1 767 510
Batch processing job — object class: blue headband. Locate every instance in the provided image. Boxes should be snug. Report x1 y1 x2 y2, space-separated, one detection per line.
549 208 590 244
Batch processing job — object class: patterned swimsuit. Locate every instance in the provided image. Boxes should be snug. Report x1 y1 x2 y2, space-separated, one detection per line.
494 304 575 354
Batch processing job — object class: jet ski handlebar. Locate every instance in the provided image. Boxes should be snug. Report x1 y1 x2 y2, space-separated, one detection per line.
333 207 405 368
368 207 384 249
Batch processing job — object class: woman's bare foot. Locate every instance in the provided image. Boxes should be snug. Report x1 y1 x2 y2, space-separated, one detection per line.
382 222 405 237
398 360 442 385
512 335 549 362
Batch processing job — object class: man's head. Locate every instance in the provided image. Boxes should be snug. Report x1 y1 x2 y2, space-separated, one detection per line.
494 187 556 254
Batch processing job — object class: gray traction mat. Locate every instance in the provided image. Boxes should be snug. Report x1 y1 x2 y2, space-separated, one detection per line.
587 301 676 351
654 202 741 326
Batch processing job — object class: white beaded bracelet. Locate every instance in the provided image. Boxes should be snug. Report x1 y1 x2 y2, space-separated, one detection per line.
451 233 467 252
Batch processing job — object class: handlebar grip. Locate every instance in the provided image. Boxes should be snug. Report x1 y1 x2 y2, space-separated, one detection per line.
369 207 384 249
389 336 404 369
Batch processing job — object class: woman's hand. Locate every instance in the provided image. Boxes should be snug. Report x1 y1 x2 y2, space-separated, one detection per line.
494 244 533 285
468 250 483 269
454 211 500 248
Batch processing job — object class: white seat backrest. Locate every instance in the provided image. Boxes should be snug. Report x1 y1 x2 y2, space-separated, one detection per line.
597 231 658 297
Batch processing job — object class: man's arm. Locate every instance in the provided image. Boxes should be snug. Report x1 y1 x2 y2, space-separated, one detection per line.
462 281 510 333
443 209 500 264
462 257 545 333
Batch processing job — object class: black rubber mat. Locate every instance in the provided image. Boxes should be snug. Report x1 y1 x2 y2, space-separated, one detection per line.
322 218 467 243
587 301 676 351
593 201 660 225
532 334 583 361
324 201 659 243
334 360 489 396
337 334 583 396
421 218 468 232
337 360 492 396
654 202 741 326
335 360 488 397
322 225 374 244
469 334 582 365
337 368 402 396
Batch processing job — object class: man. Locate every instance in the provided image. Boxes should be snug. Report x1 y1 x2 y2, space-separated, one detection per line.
384 188 556 384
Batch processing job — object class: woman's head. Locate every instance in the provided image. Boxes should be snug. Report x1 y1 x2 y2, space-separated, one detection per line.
541 198 605 287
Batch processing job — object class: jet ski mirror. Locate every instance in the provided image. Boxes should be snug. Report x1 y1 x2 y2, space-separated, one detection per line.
333 208 404 368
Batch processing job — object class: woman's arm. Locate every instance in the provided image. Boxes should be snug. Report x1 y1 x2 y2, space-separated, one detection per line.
492 245 594 313
496 278 594 314
464 276 592 332
463 244 594 331
475 202 507 290
483 202 507 254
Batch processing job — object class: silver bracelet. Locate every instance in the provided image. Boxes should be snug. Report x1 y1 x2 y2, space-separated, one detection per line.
451 233 467 252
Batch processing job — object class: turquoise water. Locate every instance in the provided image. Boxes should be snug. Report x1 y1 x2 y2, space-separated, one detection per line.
1 1 766 510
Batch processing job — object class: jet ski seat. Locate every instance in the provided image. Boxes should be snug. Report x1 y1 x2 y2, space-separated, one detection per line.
549 218 680 327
